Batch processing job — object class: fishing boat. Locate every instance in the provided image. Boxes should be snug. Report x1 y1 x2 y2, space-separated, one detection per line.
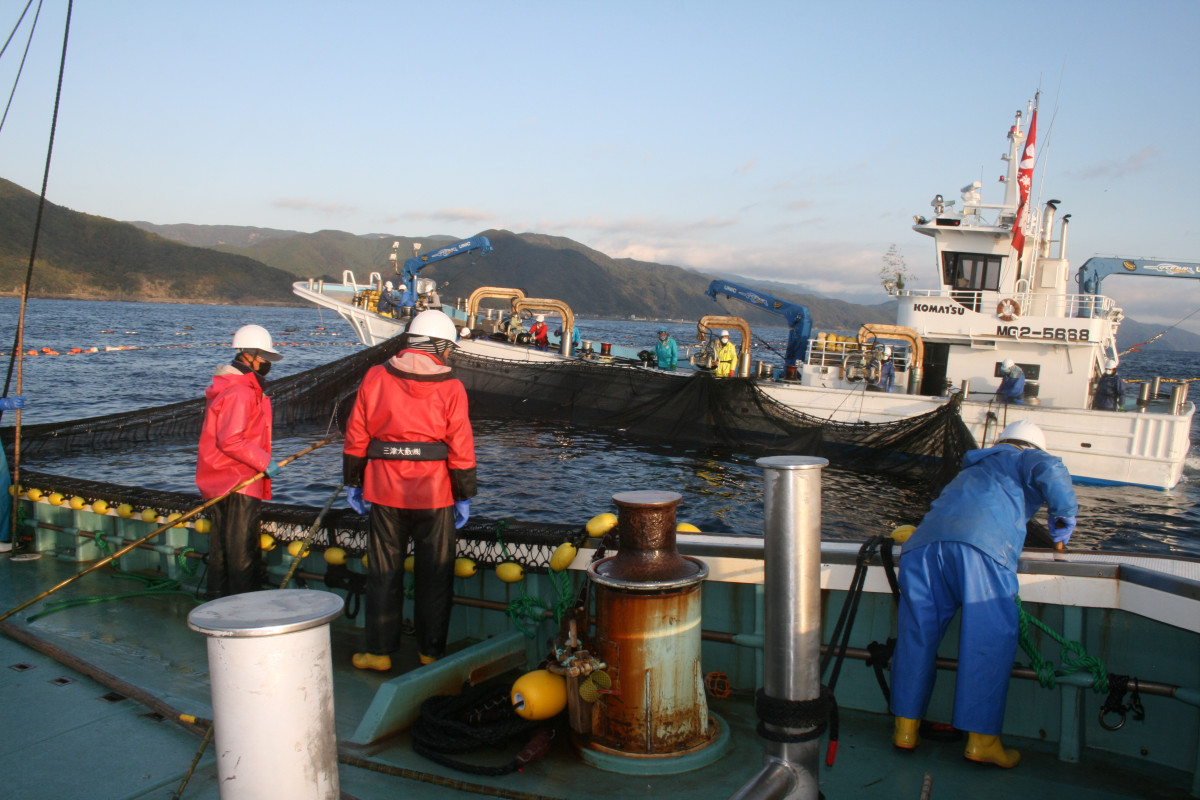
295 103 1197 490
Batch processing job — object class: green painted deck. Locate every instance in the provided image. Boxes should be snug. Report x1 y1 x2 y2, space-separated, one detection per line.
1 555 1194 799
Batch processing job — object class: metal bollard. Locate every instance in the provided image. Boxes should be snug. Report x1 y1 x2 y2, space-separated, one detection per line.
730 456 827 800
188 590 344 799
1171 383 1189 416
1137 381 1152 408
1150 376 1162 399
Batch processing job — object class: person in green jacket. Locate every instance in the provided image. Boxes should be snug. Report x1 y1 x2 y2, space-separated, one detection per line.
655 328 678 370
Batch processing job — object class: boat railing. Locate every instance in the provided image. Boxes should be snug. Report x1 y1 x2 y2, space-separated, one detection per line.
805 337 910 371
901 288 1116 320
339 270 384 290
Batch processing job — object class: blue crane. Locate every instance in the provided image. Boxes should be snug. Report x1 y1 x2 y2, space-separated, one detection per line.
1076 257 1200 296
399 236 493 288
704 280 813 366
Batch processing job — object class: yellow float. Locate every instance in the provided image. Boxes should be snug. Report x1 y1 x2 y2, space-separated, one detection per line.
324 546 347 566
549 542 577 572
287 540 310 558
69 496 87 510
496 562 525 583
116 503 134 519
676 522 701 532
260 533 276 551
454 557 477 578
890 524 916 543
140 508 158 523
510 669 567 720
404 554 415 573
194 518 212 534
48 492 65 506
586 512 617 538
91 499 109 514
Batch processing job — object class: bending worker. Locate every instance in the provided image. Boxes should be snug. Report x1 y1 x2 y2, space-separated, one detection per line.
996 359 1025 404
529 314 550 350
714 330 738 377
655 327 678 371
890 420 1077 768
343 310 477 671
196 324 282 599
377 281 397 317
1093 358 1124 411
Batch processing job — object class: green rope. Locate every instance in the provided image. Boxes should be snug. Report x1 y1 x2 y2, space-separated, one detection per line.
176 547 197 576
1016 596 1109 693
505 560 575 638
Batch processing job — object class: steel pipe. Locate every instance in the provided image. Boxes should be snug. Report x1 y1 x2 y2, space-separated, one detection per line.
731 456 827 800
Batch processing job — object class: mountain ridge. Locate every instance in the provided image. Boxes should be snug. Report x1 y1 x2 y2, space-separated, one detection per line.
0 177 1195 351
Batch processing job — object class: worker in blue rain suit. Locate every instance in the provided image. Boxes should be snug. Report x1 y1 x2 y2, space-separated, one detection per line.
1092 358 1124 411
0 395 27 553
868 345 895 393
553 324 582 352
878 346 895 392
655 328 678 371
377 281 397 317
996 359 1025 404
397 283 417 318
890 420 1077 768
343 310 476 671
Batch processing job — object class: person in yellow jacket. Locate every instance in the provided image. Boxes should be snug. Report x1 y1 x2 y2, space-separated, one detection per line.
714 330 738 377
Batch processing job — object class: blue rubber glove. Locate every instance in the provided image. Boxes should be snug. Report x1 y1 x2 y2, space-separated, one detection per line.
453 499 470 530
0 396 26 411
264 460 281 478
347 487 369 515
1050 515 1077 544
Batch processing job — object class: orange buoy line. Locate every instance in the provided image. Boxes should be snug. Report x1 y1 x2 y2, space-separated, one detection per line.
0 339 362 357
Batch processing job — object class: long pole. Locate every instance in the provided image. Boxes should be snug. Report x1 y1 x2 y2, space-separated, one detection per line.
0 437 333 624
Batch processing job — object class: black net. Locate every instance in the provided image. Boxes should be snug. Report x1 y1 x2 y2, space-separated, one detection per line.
5 336 406 457
448 349 976 492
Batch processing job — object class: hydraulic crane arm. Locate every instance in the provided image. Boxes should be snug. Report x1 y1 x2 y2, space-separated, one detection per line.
705 279 813 364
400 236 493 287
1076 257 1200 295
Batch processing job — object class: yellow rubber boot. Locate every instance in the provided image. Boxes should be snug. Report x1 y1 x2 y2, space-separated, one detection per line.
892 716 921 750
418 653 438 666
964 732 1020 768
352 652 392 671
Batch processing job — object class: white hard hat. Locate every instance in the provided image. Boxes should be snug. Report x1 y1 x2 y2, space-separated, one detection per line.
536 315 545 322
1104 358 1118 371
720 330 730 337
459 326 471 338
1001 358 1015 370
407 310 458 341
232 324 283 362
398 283 407 291
883 345 893 357
384 281 393 289
998 420 1046 451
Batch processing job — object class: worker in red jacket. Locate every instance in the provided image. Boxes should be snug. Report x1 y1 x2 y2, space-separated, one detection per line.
529 314 549 350
343 310 477 671
196 324 282 599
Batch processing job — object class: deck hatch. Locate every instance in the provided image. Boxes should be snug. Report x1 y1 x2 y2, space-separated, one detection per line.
8 662 34 672
50 676 74 686
99 691 126 703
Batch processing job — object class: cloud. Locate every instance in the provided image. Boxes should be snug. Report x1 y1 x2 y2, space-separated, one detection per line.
734 159 757 176
272 198 359 214
1071 146 1158 181
394 207 495 224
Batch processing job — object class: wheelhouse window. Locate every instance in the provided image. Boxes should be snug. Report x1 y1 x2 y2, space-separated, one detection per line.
943 252 1003 312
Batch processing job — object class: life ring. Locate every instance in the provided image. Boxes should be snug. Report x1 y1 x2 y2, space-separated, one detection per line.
996 298 1021 322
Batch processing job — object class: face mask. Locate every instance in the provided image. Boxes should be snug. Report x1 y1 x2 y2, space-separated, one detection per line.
255 360 272 377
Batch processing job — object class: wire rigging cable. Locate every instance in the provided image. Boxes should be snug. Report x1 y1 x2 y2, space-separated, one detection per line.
0 0 43 135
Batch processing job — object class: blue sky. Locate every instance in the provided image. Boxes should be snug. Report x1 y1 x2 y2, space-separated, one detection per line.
1 1 1199 331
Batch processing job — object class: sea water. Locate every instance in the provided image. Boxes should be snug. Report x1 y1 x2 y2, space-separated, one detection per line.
2 298 1197 556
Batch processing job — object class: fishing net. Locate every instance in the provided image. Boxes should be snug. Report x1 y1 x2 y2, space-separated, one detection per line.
448 349 976 492
4 336 405 458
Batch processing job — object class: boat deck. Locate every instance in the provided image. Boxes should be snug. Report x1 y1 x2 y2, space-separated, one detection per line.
1 554 1194 800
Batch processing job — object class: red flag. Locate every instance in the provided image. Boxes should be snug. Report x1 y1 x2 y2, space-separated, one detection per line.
1011 108 1038 259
